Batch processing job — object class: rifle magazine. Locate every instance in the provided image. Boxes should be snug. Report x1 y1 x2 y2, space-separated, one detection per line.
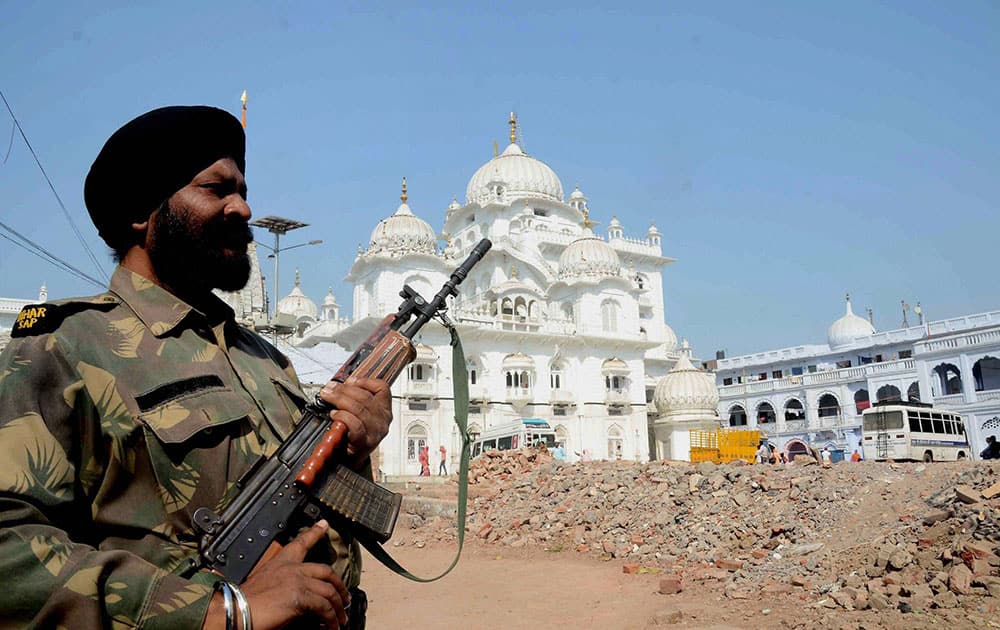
314 465 402 543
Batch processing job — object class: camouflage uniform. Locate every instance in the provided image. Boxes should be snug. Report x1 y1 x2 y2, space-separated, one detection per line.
0 266 360 628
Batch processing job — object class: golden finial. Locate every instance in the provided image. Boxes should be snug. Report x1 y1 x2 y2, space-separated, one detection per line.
582 208 595 230
493 140 498 157
400 177 408 203
294 268 301 287
509 111 517 144
510 265 518 279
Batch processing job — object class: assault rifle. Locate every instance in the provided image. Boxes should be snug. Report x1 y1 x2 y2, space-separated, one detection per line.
193 238 492 583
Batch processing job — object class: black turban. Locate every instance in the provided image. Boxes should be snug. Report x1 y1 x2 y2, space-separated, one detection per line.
84 105 246 249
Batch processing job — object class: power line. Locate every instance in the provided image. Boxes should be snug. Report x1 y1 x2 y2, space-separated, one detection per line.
0 90 109 285
281 342 341 375
1 120 13 165
0 220 105 289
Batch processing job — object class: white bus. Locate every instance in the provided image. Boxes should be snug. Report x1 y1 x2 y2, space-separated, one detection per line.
471 418 557 458
861 402 972 462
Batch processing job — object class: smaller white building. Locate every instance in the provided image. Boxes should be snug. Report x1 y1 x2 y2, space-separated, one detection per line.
715 294 1000 460
651 340 720 460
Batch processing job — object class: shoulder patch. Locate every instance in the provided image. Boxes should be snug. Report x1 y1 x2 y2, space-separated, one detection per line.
11 297 117 338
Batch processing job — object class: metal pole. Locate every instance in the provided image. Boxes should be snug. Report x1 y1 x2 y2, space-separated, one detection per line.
272 231 280 345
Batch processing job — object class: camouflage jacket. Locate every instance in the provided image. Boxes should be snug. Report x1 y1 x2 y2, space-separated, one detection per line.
0 266 359 629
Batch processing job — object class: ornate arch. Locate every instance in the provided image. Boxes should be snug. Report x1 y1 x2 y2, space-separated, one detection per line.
815 391 841 418
404 421 430 463
782 396 805 422
755 399 777 424
727 404 748 427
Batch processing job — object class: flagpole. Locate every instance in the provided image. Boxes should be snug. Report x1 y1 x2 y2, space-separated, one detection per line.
240 90 248 129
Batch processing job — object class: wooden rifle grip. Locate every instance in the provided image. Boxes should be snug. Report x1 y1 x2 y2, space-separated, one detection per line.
296 330 416 488
297 420 348 487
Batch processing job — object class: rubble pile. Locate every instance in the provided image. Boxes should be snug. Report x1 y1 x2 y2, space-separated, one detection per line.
397 448 1000 620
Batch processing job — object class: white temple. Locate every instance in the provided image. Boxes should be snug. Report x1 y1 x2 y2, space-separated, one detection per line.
249 114 711 474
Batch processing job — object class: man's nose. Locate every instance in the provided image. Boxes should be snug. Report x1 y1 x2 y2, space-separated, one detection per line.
225 195 252 220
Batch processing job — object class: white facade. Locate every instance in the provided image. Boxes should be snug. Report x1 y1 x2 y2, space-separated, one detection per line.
715 295 1000 460
271 117 689 475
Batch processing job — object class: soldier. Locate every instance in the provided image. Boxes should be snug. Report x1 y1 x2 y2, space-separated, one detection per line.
0 106 389 629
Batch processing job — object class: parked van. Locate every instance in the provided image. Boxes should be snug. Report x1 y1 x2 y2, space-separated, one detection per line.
471 418 557 458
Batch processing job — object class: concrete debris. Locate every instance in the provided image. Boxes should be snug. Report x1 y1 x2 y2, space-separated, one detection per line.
400 449 1000 624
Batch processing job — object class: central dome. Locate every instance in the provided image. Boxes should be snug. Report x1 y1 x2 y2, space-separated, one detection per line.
558 226 621 280
466 141 564 205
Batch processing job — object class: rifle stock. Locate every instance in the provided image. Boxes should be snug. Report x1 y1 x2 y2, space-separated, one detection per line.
192 238 491 583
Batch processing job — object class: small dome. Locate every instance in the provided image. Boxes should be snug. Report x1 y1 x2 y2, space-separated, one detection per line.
654 341 719 419
368 178 438 256
447 196 461 212
648 222 661 237
466 117 563 204
322 288 338 307
827 294 875 349
558 223 621 281
569 185 586 201
277 269 318 320
608 215 622 229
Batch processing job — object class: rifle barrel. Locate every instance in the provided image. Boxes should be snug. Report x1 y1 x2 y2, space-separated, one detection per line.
402 238 491 338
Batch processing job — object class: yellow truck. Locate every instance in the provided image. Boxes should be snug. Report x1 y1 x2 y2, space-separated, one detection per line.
689 428 761 464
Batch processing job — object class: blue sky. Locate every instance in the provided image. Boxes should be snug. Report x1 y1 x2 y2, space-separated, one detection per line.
2 1 998 357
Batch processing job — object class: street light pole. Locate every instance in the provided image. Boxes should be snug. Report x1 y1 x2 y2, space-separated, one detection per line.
249 216 314 344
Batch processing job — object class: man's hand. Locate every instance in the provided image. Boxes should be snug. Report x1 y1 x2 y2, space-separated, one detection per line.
203 520 350 630
318 376 393 470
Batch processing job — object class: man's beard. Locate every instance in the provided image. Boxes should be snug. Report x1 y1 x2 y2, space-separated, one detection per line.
148 200 253 294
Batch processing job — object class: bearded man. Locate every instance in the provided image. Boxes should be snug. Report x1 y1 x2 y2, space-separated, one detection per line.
0 106 388 629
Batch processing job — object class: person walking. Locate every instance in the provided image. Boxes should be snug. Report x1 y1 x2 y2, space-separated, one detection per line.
438 444 448 475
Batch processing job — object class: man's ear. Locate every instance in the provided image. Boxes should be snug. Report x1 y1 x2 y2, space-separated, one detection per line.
129 218 150 249
132 206 158 247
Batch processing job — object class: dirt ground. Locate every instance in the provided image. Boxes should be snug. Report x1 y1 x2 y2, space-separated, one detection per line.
361 542 698 629
361 541 991 629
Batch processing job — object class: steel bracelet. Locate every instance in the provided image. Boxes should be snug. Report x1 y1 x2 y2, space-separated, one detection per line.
212 581 235 630
227 581 253 630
